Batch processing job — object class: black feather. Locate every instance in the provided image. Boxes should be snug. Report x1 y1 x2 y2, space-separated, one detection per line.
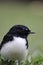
26 39 28 49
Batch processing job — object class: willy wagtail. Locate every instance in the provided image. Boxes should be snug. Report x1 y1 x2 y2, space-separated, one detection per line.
0 25 35 64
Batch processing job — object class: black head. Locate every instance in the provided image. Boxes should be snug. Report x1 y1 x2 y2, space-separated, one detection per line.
7 25 35 38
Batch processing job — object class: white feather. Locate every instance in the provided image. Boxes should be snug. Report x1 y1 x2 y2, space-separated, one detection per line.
1 37 28 61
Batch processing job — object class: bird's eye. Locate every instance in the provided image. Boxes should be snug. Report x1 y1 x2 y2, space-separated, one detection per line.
25 28 28 31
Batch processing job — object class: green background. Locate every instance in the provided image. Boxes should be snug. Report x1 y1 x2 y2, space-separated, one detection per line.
0 2 43 55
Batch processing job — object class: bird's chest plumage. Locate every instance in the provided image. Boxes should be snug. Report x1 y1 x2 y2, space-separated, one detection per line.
1 37 28 60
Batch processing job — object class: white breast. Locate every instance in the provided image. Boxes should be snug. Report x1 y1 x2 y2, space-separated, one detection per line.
1 37 28 61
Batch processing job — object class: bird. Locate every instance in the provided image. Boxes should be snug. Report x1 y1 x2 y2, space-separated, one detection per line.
0 25 35 65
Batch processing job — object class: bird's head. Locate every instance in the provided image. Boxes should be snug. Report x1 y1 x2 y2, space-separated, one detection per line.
8 25 35 38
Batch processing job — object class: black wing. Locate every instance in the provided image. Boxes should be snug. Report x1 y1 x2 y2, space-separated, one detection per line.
0 34 13 50
26 39 28 49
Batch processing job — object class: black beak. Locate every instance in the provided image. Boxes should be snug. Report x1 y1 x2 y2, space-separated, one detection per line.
30 31 35 34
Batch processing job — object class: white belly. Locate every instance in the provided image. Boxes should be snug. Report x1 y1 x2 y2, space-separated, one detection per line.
1 37 28 61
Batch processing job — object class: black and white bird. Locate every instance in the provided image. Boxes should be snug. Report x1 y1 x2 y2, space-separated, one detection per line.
0 25 35 65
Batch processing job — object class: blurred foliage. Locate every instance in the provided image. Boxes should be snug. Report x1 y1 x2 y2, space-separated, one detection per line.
0 51 43 65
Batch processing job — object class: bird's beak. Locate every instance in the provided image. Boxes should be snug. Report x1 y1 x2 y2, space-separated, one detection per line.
30 31 35 34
